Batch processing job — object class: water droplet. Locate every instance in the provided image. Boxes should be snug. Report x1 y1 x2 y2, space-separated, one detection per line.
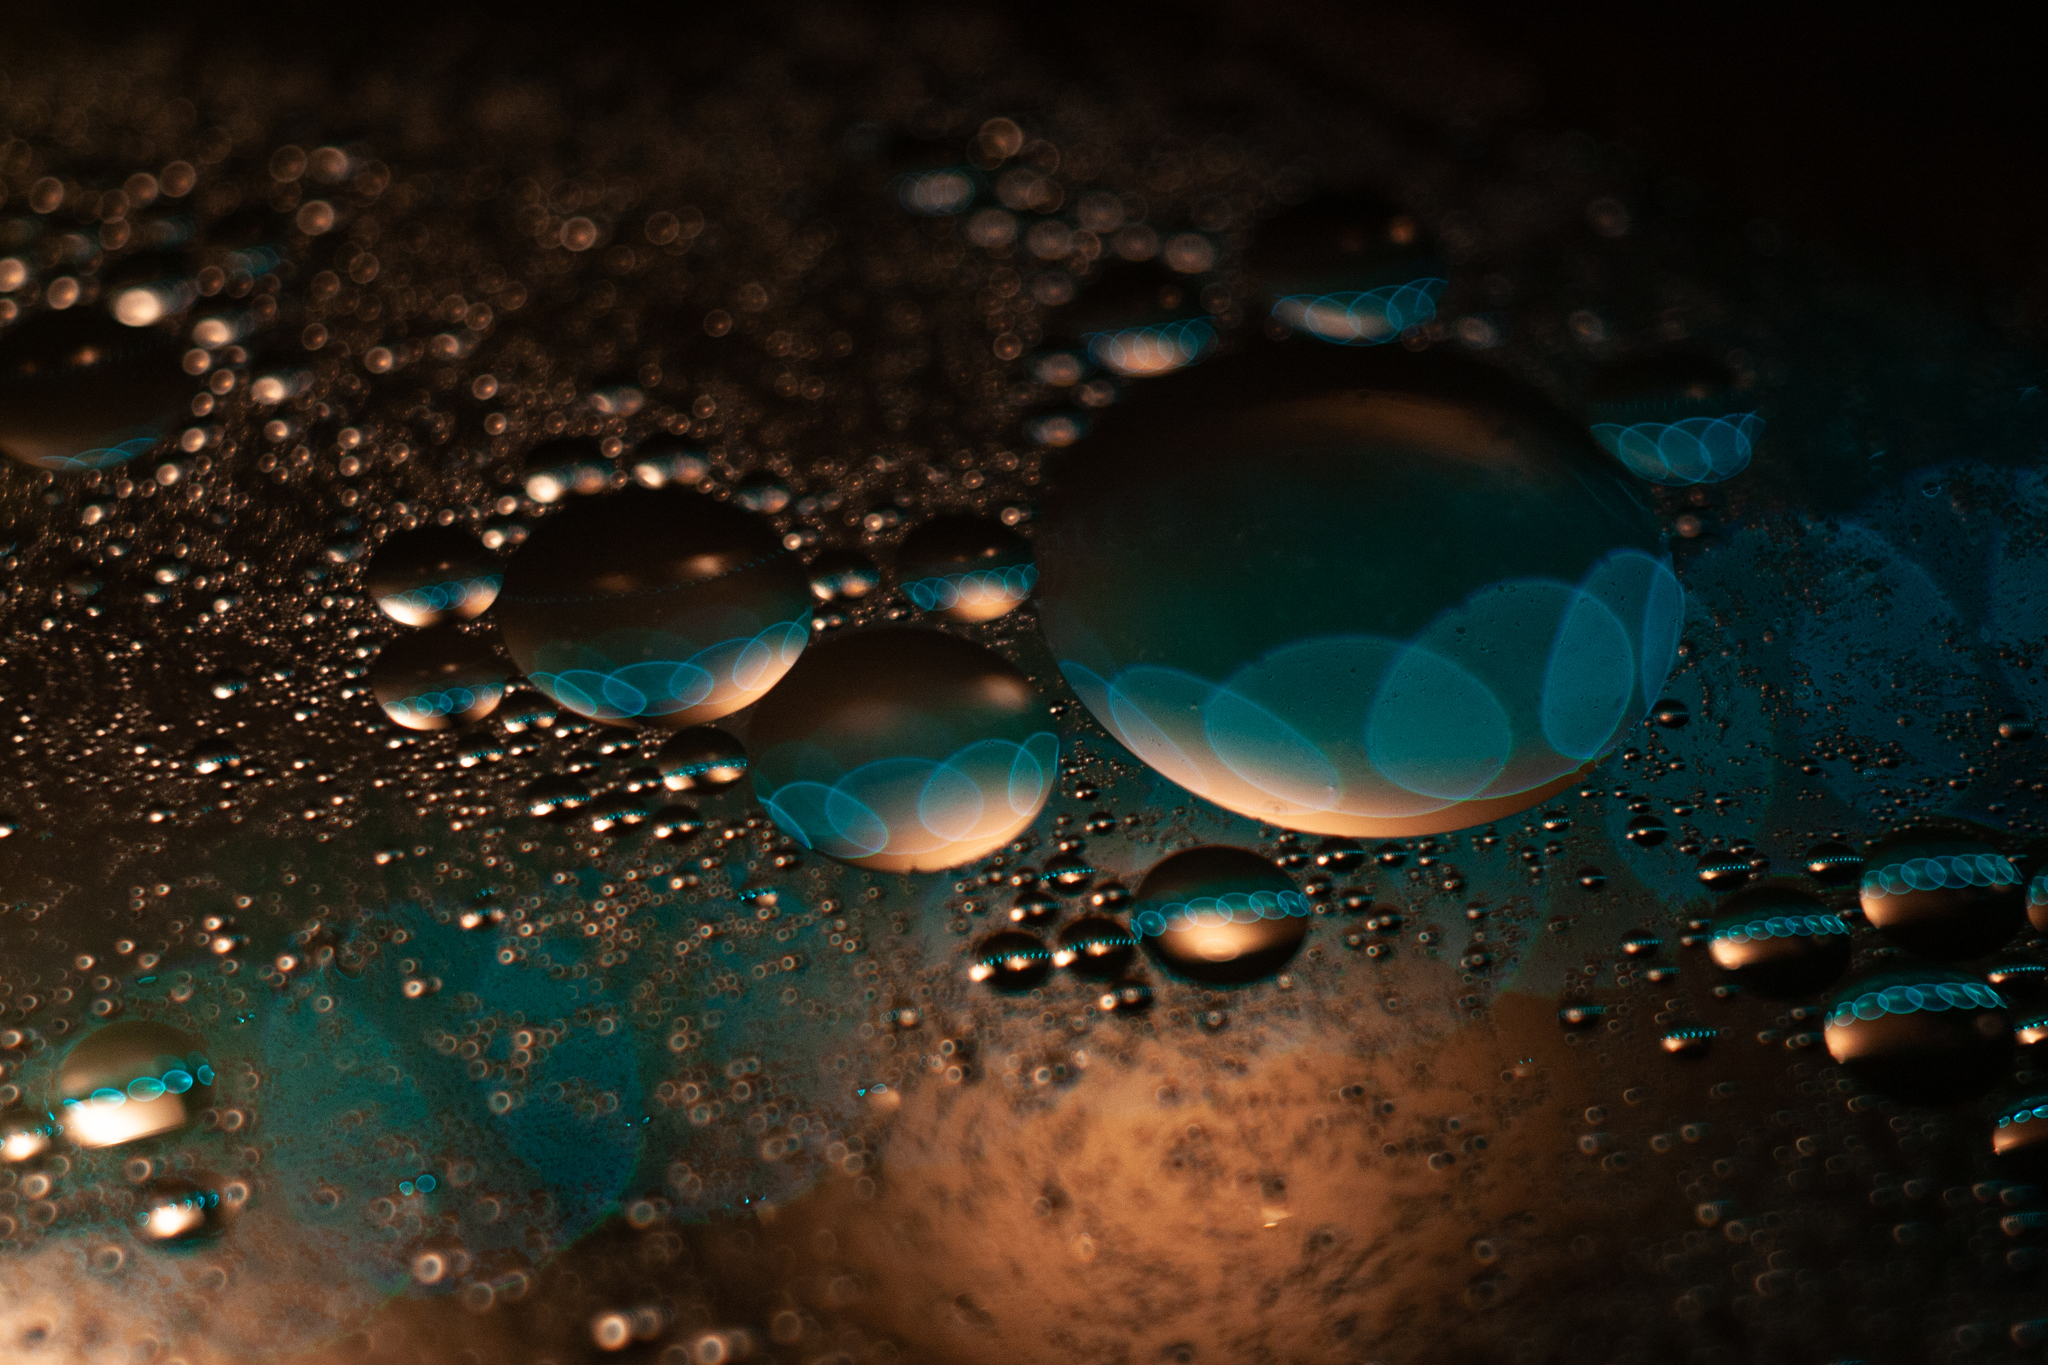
654 726 749 794
365 526 502 627
1246 193 1444 346
806 549 882 603
1858 831 2024 960
1625 814 1668 847
650 804 705 843
750 628 1057 872
135 1174 232 1244
968 930 1051 992
1651 698 1691 728
521 437 612 504
368 626 506 731
0 310 188 472
733 470 791 514
1706 884 1852 1000
1128 846 1311 985
1037 343 1678 839
2000 713 2037 742
897 514 1036 623
495 488 811 727
1803 840 1863 887
1695 847 1753 890
55 1021 214 1149
1824 967 2011 1104
1577 866 1607 889
1052 916 1138 979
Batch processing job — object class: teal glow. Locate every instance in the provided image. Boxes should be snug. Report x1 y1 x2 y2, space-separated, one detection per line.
1271 279 1445 346
533 617 809 724
1711 913 1848 944
1862 854 2020 897
906 564 1038 614
1590 413 1761 486
1828 980 2005 1025
1132 887 1309 938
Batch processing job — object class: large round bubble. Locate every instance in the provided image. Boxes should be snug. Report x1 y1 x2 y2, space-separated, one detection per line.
364 526 502 627
1857 829 2025 961
492 488 812 727
55 1021 215 1149
368 626 507 732
0 310 189 472
748 628 1058 872
1129 845 1311 985
1035 342 1680 837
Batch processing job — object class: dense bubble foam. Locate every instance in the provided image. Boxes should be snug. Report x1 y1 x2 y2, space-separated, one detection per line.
493 488 811 726
1037 343 1679 836
749 628 1057 871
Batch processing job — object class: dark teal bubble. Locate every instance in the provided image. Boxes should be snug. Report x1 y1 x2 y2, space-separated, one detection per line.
1129 845 1309 986
493 488 811 726
0 309 188 473
1858 830 2025 961
1037 342 1677 838
1824 967 2012 1105
751 629 1057 873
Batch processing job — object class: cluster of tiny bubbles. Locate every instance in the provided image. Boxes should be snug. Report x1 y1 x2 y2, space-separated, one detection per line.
364 525 504 627
896 513 1036 623
1994 1098 2048 1158
1036 340 1680 837
968 929 1053 992
748 628 1057 872
1585 350 1760 486
1271 280 1447 347
1856 830 2025 959
1051 916 1139 979
1127 846 1311 985
1706 883 1853 999
1823 967 2013 1104
53 1022 214 1149
655 725 749 794
0 305 192 472
368 625 508 731
491 486 812 726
